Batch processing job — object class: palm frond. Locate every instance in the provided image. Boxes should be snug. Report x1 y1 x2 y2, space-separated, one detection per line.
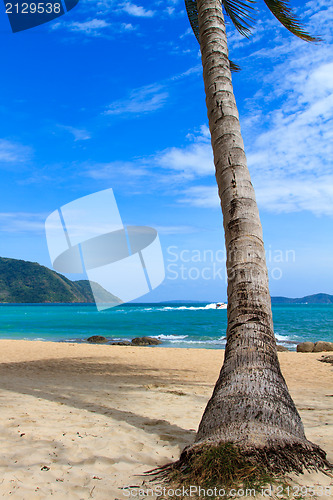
184 0 255 40
184 0 242 71
185 0 200 43
222 0 255 37
263 0 320 42
229 60 241 71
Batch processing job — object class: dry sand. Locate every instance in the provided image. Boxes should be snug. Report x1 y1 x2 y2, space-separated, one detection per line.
0 340 332 499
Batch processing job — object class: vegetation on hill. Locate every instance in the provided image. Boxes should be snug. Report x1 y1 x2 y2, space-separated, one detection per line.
0 257 331 305
271 293 333 304
0 257 121 304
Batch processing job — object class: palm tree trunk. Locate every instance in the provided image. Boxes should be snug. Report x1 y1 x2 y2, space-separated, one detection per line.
185 0 329 471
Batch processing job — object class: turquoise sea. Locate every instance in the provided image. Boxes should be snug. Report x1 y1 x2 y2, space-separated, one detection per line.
0 303 332 350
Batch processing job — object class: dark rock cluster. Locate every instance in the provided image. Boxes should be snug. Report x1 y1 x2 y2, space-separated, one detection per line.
296 341 333 353
87 335 162 346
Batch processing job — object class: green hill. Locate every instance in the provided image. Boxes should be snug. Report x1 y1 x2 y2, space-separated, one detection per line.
0 257 122 304
271 293 333 304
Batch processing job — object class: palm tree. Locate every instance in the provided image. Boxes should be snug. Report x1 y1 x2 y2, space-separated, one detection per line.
168 0 330 476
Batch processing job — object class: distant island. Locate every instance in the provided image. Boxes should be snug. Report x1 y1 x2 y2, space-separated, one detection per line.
0 257 122 304
166 295 333 305
271 294 333 304
0 257 332 304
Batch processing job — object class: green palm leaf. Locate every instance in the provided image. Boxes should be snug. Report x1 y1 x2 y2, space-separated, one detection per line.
185 0 200 43
222 0 255 37
184 0 319 46
185 0 255 40
184 0 242 71
264 0 320 42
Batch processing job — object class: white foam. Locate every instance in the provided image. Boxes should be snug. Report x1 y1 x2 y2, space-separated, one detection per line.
166 338 227 345
275 333 292 341
160 303 225 311
154 334 188 340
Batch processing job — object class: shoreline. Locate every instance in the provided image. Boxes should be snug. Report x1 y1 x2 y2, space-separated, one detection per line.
0 336 302 351
0 339 332 499
0 336 331 353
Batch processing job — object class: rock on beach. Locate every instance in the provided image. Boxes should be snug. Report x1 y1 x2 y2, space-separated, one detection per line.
296 342 315 353
86 336 162 346
297 341 333 353
87 335 108 343
131 337 162 346
313 341 333 352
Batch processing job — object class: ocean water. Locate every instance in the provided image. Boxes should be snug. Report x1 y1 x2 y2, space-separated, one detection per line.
0 303 332 350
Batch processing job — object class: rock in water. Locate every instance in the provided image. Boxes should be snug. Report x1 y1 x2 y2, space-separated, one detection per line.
111 341 132 346
296 342 315 352
87 335 107 343
313 341 333 352
131 337 162 346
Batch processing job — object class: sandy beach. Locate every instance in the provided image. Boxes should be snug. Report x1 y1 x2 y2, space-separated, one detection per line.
0 340 332 499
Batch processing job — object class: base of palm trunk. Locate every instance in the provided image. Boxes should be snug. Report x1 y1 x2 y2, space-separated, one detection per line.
147 440 332 491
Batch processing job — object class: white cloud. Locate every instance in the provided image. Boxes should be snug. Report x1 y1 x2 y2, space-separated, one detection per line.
156 136 214 178
103 65 200 118
154 225 199 234
84 125 214 187
165 6 175 16
121 2 154 17
170 64 201 81
180 28 193 39
90 71 333 214
242 53 333 215
105 84 168 115
52 18 110 36
0 212 46 233
177 186 219 208
86 161 149 180
0 139 32 164
169 61 333 214
156 65 333 214
0 211 156 236
59 125 91 141
88 0 333 218
253 176 333 216
121 22 136 31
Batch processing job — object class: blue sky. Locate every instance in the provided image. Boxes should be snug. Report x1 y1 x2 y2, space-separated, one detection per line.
0 0 332 302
